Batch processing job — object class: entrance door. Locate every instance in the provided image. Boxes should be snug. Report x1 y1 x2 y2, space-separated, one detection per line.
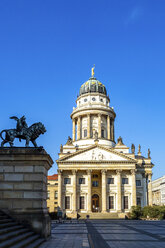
92 194 99 212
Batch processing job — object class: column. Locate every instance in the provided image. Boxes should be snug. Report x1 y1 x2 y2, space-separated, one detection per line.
107 115 111 140
142 173 147 207
101 170 107 212
87 170 92 212
77 116 81 140
148 173 153 206
58 169 62 210
111 119 114 141
116 169 122 211
87 114 91 138
98 114 101 138
72 170 77 212
72 119 76 141
131 169 137 206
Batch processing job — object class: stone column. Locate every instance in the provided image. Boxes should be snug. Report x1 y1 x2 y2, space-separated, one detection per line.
107 115 111 140
87 170 92 212
98 114 101 138
72 119 76 141
142 173 147 207
87 114 91 138
77 116 81 140
72 170 77 212
148 173 153 206
116 169 122 212
101 170 107 212
58 169 62 210
131 169 137 206
111 119 114 141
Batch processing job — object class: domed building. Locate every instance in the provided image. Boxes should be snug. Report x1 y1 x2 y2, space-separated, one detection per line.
56 68 154 218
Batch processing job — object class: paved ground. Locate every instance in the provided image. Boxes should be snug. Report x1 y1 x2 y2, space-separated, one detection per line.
40 219 165 248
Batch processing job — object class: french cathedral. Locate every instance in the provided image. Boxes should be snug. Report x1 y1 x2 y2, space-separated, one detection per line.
57 68 154 218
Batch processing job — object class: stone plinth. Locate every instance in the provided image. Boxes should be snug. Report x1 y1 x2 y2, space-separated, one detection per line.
0 147 53 238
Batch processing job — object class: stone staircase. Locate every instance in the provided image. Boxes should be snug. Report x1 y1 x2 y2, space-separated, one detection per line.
79 212 120 219
0 210 45 248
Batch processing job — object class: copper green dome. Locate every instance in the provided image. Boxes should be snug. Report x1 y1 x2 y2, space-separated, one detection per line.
79 77 107 96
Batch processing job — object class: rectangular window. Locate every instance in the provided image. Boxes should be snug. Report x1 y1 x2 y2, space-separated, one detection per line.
107 178 114 184
137 197 141 206
54 191 58 199
80 196 85 209
64 178 71 184
136 180 141 186
101 129 104 138
92 181 99 187
93 174 98 178
124 196 128 209
84 129 87 137
79 178 85 184
109 196 114 209
47 191 50 199
65 196 70 209
122 178 128 184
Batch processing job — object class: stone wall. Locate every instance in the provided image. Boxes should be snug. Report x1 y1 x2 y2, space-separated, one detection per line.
0 147 53 238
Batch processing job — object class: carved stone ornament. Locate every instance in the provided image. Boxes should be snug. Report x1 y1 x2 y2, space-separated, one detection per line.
116 169 122 175
0 115 46 147
101 169 107 174
87 169 92 175
130 169 137 175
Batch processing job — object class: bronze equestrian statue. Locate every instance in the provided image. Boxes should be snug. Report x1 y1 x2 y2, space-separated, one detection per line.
0 116 46 147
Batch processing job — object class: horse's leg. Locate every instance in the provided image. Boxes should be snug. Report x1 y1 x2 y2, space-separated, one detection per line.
32 140 37 147
25 138 30 147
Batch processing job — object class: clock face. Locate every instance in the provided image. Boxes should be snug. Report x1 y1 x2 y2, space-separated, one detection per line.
92 97 96 101
84 98 87 102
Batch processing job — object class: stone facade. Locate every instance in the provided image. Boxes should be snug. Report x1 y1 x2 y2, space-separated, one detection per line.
152 175 165 205
0 147 53 238
56 74 154 218
47 174 58 212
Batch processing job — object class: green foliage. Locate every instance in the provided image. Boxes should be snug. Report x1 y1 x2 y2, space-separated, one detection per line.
129 205 165 220
129 205 142 219
142 206 165 219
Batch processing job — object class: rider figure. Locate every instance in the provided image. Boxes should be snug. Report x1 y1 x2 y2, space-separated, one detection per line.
10 116 28 139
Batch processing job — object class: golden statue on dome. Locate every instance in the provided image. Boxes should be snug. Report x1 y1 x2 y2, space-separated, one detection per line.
91 65 95 77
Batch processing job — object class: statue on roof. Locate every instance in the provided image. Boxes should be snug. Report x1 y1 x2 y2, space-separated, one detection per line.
91 65 95 77
66 136 73 145
148 148 151 159
0 116 46 147
117 136 124 145
138 144 141 154
131 144 135 154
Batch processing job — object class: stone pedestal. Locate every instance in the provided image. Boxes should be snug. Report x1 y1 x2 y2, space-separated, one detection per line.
0 147 53 238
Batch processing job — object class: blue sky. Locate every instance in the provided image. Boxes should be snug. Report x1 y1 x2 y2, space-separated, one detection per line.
0 0 164 179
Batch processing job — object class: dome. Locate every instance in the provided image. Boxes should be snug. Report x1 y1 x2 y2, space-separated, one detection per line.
79 77 107 96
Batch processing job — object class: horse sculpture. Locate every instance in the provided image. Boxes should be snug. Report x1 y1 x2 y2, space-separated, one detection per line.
0 122 46 147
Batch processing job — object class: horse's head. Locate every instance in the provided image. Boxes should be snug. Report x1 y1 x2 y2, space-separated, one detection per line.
37 122 46 134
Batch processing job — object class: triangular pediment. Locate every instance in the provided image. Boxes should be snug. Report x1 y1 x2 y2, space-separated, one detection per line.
57 145 136 163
